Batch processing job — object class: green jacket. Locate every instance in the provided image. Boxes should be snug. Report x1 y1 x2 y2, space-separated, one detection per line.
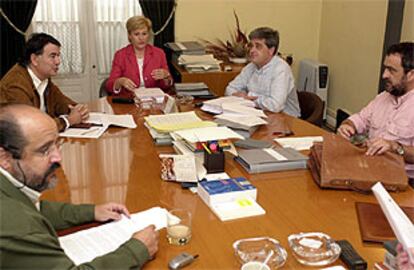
0 173 150 269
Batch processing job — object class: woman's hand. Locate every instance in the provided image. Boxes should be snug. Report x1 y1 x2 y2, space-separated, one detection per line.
116 77 137 92
151 68 170 81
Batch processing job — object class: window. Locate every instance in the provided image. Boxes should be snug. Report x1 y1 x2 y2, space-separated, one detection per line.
32 0 142 75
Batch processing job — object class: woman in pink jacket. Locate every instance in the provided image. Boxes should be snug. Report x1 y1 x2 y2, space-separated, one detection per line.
106 16 172 97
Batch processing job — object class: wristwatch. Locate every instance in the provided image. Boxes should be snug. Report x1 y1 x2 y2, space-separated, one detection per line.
395 142 405 156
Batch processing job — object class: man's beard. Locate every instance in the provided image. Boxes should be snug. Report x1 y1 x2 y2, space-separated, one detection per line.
384 76 407 97
14 162 61 192
30 162 61 192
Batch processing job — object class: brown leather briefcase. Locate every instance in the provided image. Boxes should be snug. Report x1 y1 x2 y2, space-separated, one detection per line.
308 133 408 192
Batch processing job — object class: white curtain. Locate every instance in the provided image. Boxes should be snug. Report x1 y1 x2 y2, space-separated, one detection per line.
94 0 142 74
32 0 83 74
32 0 142 75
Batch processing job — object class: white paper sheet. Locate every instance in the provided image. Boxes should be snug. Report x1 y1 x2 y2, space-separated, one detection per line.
372 182 414 264
59 207 167 266
60 113 136 138
274 136 323 150
222 103 267 118
172 126 244 143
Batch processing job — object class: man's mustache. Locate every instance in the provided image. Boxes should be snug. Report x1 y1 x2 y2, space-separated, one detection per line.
32 162 61 192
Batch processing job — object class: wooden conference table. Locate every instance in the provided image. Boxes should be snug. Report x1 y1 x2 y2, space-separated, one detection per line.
42 97 414 269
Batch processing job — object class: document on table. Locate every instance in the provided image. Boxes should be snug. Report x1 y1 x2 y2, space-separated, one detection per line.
133 87 165 103
274 136 323 150
145 111 216 133
59 207 167 265
222 103 267 118
215 113 267 127
372 182 414 264
172 126 244 143
60 113 136 139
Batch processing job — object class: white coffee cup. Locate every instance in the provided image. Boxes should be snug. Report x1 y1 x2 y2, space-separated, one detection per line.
241 261 271 270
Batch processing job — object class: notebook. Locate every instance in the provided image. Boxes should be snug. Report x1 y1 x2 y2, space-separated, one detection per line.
355 202 414 243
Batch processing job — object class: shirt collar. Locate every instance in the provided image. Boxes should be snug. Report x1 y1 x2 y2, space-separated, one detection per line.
255 55 277 73
0 166 41 209
27 67 47 90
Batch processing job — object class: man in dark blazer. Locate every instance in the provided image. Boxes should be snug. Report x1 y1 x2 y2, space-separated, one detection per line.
0 104 158 269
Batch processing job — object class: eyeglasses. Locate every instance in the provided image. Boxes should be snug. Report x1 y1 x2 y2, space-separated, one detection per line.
33 139 64 157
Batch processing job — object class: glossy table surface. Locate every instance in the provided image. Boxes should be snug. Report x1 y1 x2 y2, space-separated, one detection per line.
42 97 414 269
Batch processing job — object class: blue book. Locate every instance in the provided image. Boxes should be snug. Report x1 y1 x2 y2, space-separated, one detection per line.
197 177 257 207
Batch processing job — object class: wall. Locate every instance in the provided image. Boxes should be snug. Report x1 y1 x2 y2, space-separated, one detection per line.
401 0 414 42
175 0 323 77
318 0 388 124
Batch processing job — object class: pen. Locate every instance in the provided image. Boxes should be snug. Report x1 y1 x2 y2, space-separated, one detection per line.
201 142 212 154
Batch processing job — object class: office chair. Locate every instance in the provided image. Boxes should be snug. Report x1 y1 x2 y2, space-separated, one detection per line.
99 78 109 97
297 91 324 127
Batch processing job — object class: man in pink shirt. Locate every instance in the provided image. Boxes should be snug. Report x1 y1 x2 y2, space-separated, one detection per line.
338 42 414 180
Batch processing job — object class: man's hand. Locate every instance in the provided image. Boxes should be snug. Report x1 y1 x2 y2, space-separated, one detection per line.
117 77 137 92
132 225 159 258
94 202 130 222
397 244 414 270
366 138 396 156
337 122 356 139
68 104 89 125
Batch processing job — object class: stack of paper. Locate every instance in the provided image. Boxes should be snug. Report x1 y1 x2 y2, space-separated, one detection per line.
178 54 221 73
59 207 167 265
144 111 217 133
274 136 323 150
171 126 244 143
60 112 137 139
144 122 172 145
175 82 214 98
201 96 256 115
166 41 205 55
133 87 165 103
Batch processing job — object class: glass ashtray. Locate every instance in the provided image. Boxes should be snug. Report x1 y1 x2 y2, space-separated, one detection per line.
175 94 194 105
288 232 341 266
233 237 288 269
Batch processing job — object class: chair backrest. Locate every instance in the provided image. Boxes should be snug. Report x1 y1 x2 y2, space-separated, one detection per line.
99 78 109 97
297 91 324 127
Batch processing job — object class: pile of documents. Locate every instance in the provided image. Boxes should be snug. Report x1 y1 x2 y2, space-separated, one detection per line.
133 87 165 103
201 96 256 114
145 111 217 134
165 41 205 56
175 82 214 98
201 96 267 137
178 54 222 73
60 112 137 139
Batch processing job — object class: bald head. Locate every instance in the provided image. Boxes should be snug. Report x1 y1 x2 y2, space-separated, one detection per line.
0 104 57 159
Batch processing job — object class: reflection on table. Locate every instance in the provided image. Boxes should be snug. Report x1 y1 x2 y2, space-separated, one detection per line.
42 97 414 269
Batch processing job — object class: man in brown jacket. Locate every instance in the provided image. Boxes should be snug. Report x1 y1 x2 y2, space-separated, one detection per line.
0 33 89 131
